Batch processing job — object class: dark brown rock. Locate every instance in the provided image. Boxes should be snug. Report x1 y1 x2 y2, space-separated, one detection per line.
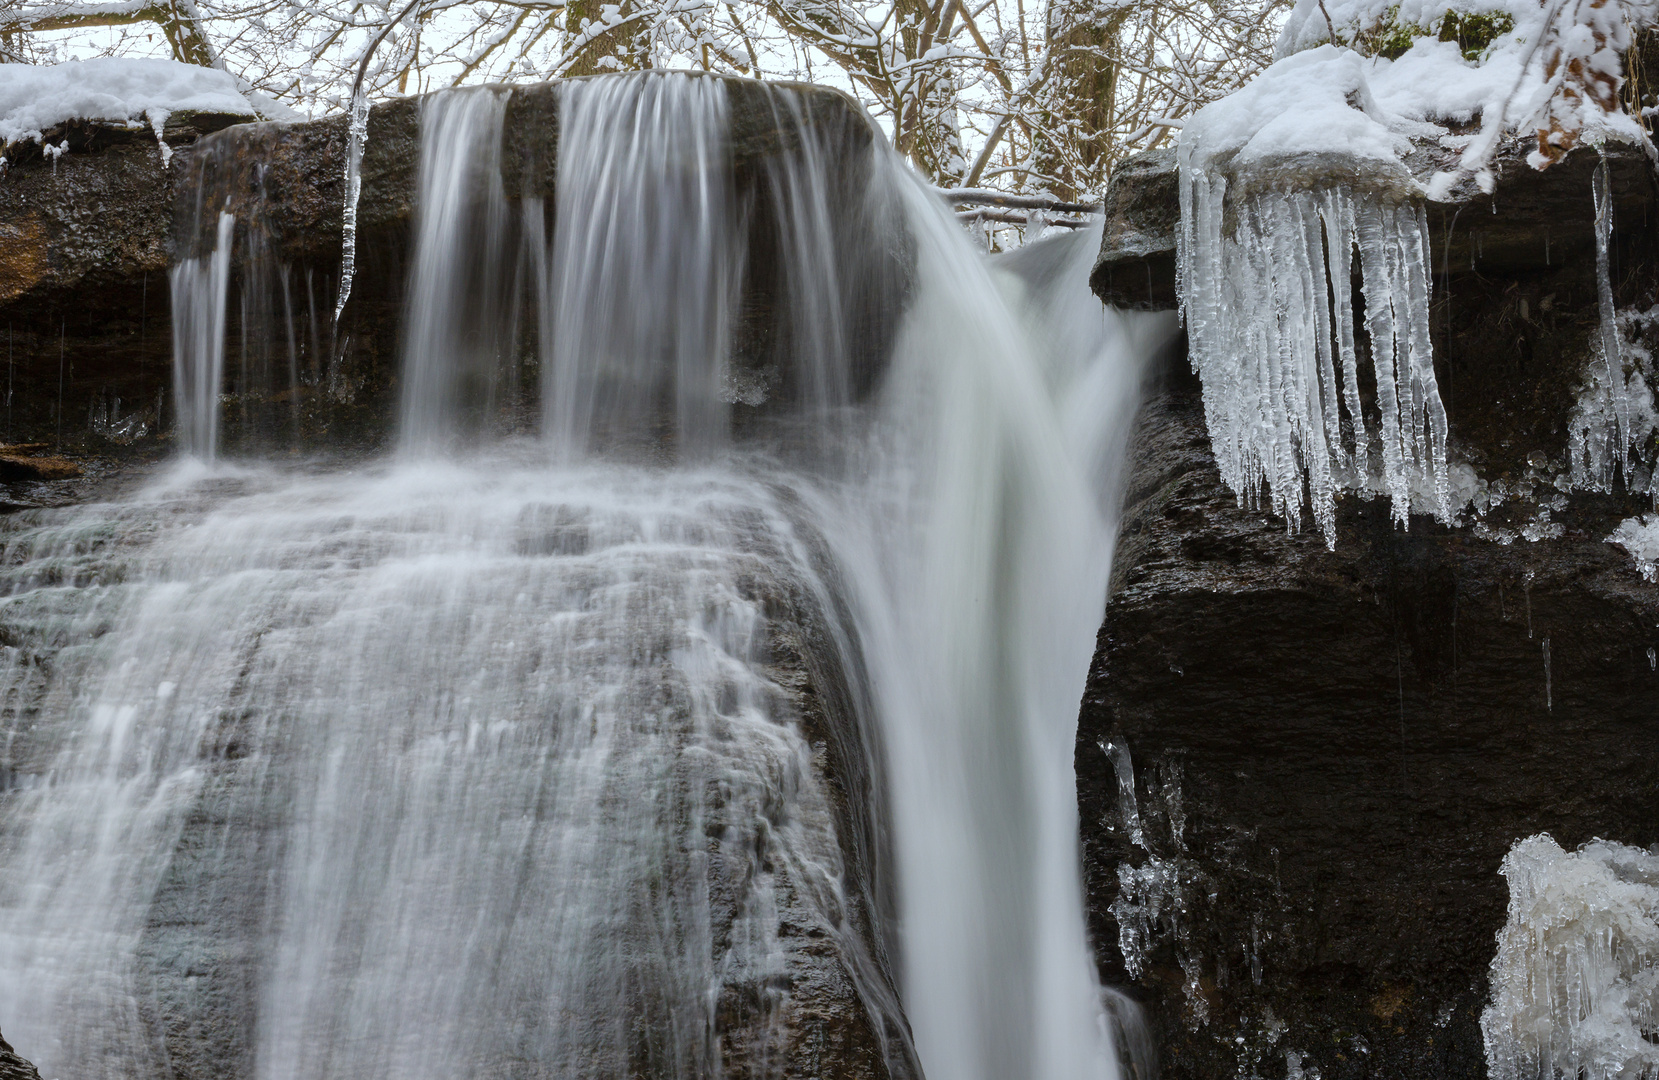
1089 147 1179 310
1078 138 1659 1079
1081 383 1659 1080
0 451 82 480
0 75 905 458
0 115 243 458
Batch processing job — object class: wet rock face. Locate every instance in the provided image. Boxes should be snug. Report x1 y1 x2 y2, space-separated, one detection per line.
0 474 913 1080
0 1031 43 1080
168 74 903 454
0 115 241 463
1081 141 1659 1078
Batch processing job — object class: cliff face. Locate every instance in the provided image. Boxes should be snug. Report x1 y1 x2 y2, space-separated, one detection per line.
1082 141 1659 1078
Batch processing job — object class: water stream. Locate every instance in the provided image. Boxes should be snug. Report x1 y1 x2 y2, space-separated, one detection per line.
0 72 1169 1080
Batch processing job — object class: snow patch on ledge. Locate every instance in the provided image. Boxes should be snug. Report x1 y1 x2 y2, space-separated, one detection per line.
0 59 261 149
1177 41 1517 194
1482 834 1659 1080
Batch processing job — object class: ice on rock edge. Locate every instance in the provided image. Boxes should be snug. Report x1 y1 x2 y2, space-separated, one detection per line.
1177 173 1451 546
1482 834 1659 1080
1571 159 1659 496
1607 515 1659 580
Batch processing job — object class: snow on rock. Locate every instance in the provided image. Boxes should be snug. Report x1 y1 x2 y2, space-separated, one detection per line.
1482 834 1659 1080
0 58 259 150
1607 515 1659 580
1270 0 1650 183
1176 42 1513 193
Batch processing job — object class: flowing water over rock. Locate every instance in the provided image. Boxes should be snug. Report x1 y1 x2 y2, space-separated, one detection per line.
0 72 1156 1080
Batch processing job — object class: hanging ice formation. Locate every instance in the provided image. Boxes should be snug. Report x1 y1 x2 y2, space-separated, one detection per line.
1569 156 1659 493
333 88 370 326
1482 834 1659 1080
1178 173 1452 547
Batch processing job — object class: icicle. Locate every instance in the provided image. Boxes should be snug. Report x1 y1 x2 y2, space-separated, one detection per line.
1403 202 1451 519
333 88 370 325
1177 172 1451 546
1593 156 1629 459
1324 190 1368 485
1570 177 1656 491
147 108 174 167
1100 739 1145 851
1568 157 1659 493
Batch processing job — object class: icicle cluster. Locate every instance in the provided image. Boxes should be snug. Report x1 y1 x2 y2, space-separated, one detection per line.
1569 158 1659 493
1482 834 1659 1080
1178 173 1452 547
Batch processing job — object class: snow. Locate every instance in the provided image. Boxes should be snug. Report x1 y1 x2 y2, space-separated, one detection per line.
1180 34 1639 197
0 58 260 148
1179 46 1421 188
1607 515 1659 580
1482 834 1659 1080
1189 0 1652 196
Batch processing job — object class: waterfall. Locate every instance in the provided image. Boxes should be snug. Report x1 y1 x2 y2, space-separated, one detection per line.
170 210 235 460
814 193 1157 1080
539 74 737 459
0 72 1165 1080
399 87 515 451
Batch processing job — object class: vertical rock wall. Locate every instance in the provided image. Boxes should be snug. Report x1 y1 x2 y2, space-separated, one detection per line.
1082 141 1659 1079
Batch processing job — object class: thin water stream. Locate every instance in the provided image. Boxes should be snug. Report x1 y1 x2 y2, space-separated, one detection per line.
0 73 1171 1080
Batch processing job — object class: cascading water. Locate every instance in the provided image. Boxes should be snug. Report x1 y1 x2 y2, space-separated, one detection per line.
399 87 516 451
0 72 1165 1080
171 210 236 460
538 75 737 459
